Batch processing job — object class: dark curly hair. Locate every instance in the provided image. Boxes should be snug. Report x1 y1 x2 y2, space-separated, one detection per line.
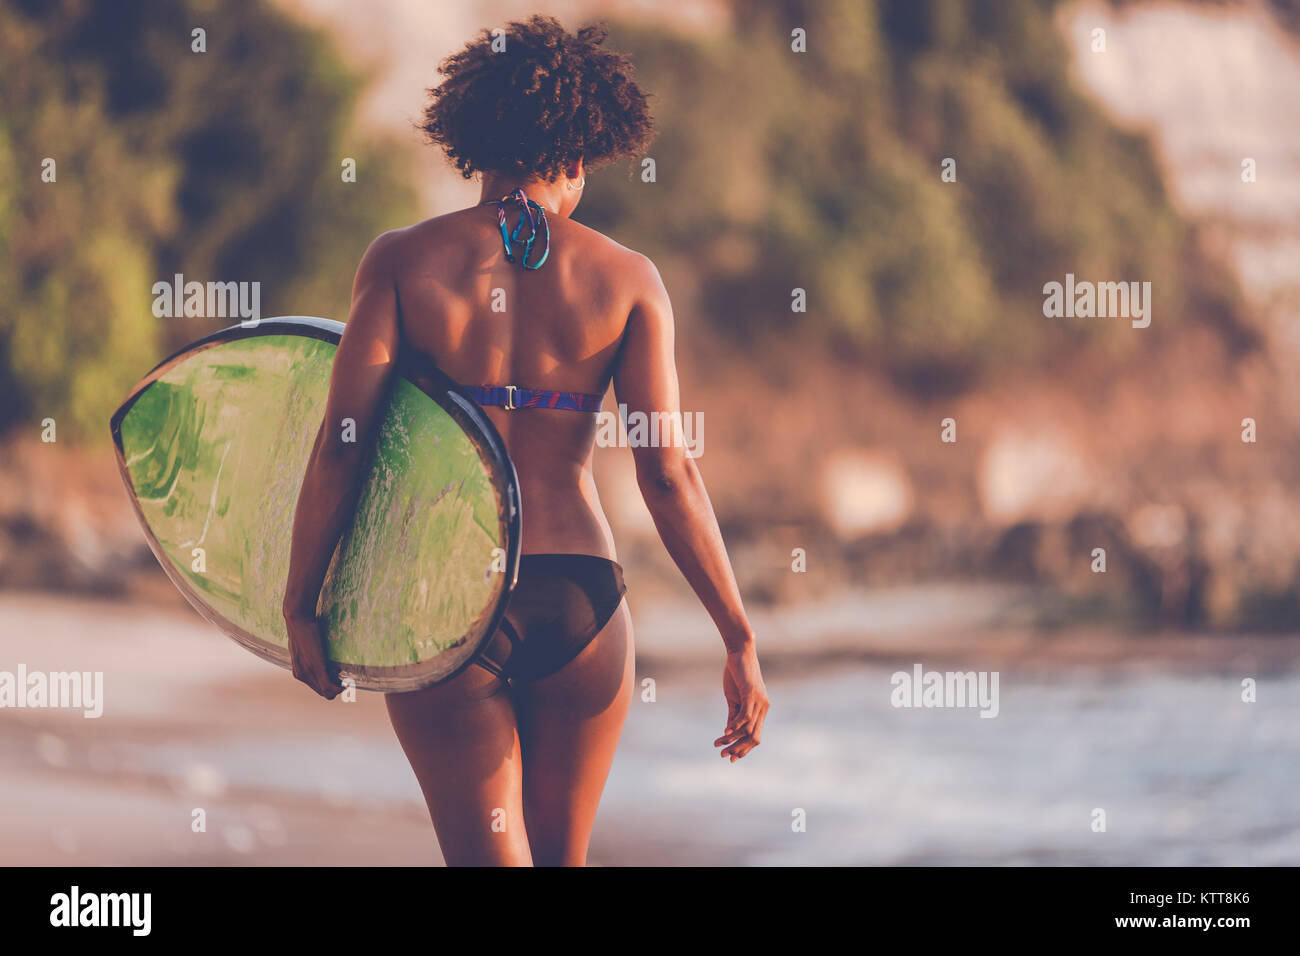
420 15 655 181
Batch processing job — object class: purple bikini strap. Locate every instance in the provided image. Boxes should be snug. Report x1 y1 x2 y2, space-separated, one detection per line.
465 384 602 413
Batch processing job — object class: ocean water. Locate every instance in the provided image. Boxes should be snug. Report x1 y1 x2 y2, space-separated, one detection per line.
600 664 1300 865
72 662 1300 866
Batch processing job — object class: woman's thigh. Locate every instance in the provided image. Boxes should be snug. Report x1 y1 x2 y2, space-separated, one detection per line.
384 662 532 865
513 600 635 866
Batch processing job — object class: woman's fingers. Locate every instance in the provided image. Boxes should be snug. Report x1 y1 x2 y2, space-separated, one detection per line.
293 660 341 699
720 729 757 758
717 700 771 753
725 712 757 740
287 619 342 700
719 704 769 759
713 728 745 747
721 736 753 760
314 667 342 699
719 654 770 761
725 710 755 736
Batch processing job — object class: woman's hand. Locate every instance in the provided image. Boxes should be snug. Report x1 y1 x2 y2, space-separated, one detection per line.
714 644 769 762
284 613 343 700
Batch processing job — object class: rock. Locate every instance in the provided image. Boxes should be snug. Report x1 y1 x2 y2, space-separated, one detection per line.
978 429 1096 524
1128 503 1187 550
819 448 913 538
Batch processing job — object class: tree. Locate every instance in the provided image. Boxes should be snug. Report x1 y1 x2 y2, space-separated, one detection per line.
0 0 415 439
584 0 1244 392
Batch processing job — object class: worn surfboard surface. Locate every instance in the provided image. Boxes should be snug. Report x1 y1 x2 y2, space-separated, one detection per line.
109 317 521 691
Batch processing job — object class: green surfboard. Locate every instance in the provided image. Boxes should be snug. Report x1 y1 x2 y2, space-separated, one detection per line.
110 317 521 691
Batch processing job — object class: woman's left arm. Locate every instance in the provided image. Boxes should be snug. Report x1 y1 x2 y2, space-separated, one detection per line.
281 231 403 698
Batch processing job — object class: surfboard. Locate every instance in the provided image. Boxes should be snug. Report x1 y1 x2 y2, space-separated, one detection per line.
109 317 521 691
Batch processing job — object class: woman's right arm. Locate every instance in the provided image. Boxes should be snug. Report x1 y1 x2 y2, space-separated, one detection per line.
612 255 770 761
281 231 402 699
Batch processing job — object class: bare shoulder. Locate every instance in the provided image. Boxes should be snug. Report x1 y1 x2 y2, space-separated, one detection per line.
400 206 482 237
356 224 415 273
561 218 665 296
370 209 482 262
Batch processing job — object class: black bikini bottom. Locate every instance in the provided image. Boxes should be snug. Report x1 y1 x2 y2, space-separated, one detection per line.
475 554 627 684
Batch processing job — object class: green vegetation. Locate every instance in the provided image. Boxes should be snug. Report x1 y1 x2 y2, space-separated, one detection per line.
587 0 1242 389
1 0 1247 437
0 0 414 438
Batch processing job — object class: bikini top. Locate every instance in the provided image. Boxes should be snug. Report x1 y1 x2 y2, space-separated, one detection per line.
485 186 550 270
472 187 602 414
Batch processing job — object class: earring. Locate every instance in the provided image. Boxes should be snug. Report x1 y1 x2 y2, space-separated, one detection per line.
565 176 586 191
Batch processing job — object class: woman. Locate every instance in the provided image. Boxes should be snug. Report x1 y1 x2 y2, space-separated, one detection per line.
280 15 768 866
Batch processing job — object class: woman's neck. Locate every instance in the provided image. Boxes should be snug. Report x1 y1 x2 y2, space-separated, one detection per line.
478 174 571 218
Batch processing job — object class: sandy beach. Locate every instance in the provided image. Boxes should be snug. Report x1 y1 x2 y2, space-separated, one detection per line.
3 590 1298 866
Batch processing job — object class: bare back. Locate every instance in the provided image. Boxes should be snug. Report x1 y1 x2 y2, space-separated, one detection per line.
382 207 644 559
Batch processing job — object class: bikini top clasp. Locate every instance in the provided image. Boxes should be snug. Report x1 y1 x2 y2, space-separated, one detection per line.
466 384 603 413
